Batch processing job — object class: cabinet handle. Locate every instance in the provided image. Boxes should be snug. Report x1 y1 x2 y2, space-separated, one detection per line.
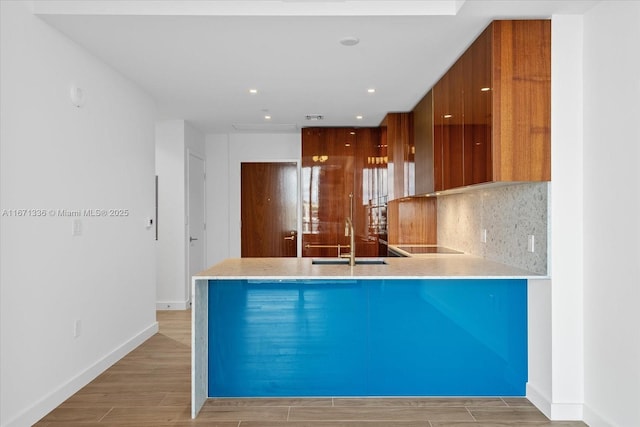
284 236 295 240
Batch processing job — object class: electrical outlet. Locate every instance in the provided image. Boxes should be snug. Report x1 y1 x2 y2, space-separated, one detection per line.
527 235 535 253
480 229 487 243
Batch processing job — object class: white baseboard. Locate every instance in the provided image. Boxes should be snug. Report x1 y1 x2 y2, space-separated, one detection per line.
583 404 615 427
550 402 583 421
527 382 552 418
4 322 159 427
156 301 190 310
527 383 583 421
527 383 584 421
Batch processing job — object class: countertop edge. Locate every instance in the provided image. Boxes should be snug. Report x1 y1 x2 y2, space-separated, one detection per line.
193 256 548 281
194 275 549 280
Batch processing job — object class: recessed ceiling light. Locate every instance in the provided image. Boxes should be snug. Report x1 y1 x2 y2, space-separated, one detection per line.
367 88 376 93
264 115 271 120
356 115 363 120
340 36 360 47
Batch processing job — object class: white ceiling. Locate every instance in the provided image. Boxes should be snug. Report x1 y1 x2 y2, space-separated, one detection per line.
33 0 597 134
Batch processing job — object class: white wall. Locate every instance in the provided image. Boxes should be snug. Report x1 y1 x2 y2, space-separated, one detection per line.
155 120 204 309
0 2 157 426
205 132 301 264
155 120 187 308
528 6 640 425
509 15 585 419
549 14 586 420
582 2 640 426
205 134 230 266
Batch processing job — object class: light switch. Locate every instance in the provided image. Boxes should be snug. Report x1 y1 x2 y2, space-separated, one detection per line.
528 235 535 253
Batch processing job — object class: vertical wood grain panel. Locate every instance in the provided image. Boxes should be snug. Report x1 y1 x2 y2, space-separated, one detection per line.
387 197 437 245
465 25 493 185
384 112 414 200
493 20 551 182
241 162 297 257
433 82 445 191
413 90 434 195
433 19 550 188
302 127 384 257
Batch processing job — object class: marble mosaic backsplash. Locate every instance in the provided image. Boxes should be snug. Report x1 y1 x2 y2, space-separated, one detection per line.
437 182 548 275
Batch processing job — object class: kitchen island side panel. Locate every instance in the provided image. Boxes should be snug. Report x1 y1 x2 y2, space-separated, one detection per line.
208 279 527 397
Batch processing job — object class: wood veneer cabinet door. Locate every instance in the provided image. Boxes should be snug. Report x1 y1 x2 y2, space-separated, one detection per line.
354 127 384 257
413 90 434 195
434 60 464 191
464 24 493 185
384 112 414 199
302 127 384 258
433 81 444 191
492 20 551 182
432 19 550 189
445 55 465 190
302 128 354 257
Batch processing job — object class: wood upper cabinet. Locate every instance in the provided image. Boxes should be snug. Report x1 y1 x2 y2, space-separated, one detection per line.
382 112 414 200
434 56 464 191
432 19 550 191
463 27 492 186
413 90 434 195
492 20 551 182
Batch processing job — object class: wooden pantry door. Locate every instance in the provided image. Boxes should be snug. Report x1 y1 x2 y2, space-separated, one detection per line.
241 162 298 257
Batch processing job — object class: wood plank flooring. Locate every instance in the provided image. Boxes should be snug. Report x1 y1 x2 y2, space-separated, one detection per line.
35 310 588 426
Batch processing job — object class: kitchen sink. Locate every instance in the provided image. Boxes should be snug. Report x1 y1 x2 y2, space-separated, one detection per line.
311 258 387 265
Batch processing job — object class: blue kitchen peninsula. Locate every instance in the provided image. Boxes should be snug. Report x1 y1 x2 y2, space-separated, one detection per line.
191 256 545 418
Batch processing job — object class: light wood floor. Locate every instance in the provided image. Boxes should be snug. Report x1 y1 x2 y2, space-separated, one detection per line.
35 310 588 426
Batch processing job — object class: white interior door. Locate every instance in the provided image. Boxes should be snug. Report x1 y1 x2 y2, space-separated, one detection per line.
188 152 206 304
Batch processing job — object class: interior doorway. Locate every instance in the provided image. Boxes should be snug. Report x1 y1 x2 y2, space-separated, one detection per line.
187 152 206 303
241 162 298 257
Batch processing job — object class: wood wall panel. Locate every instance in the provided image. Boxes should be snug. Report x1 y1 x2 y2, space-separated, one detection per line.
387 197 437 245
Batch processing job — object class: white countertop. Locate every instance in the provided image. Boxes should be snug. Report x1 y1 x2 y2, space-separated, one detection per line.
195 255 547 280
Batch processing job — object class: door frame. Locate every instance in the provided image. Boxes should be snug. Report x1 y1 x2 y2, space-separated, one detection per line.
187 150 206 304
239 159 301 257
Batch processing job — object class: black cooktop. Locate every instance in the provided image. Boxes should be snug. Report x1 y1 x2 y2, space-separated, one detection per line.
395 245 463 254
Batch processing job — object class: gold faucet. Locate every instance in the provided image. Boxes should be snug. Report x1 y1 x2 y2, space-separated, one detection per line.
341 218 356 266
340 193 356 266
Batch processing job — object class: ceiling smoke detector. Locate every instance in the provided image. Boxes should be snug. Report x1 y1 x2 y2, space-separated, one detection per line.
305 114 324 121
